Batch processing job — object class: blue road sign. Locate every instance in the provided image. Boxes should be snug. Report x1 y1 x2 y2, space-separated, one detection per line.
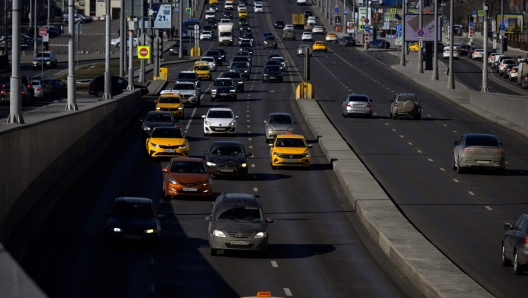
364 26 370 33
335 6 339 13
472 10 477 17
499 24 506 30
344 9 348 16
174 8 179 13
396 32 402 38
469 22 474 26
417 29 424 37
396 24 402 32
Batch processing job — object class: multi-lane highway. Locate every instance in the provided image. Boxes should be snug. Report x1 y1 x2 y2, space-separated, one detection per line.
6 1 528 297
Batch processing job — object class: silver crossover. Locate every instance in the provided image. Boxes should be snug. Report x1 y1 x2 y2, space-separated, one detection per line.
264 112 296 143
452 133 505 174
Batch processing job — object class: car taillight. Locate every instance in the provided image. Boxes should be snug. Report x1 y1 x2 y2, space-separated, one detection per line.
417 102 421 107
523 237 528 244
26 84 31 89
493 149 504 154
461 148 475 153
525 76 528 82
22 91 26 95
90 83 96 88
367 103 371 108
394 102 398 107
37 87 42 91
346 102 351 107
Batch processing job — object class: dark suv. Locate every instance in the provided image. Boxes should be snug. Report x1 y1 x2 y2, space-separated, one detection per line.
88 76 149 98
206 193 273 256
502 214 528 274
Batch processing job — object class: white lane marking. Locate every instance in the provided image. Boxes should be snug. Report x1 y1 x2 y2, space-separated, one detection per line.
399 135 404 138
247 110 250 112
248 131 252 133
247 120 250 122
453 179 459 182
392 129 396 131
385 123 389 125
149 257 154 264
440 168 446 171
251 164 255 168
271 261 278 267
149 285 155 293
417 150 422 153
249 146 253 148
253 187 258 192
247 125 250 127
248 138 252 141
506 162 509 164
284 288 293 296
428 158 433 161
453 130 457 133
408 142 413 145
247 115 250 117
185 108 197 131
468 191 475 196
485 206 493 210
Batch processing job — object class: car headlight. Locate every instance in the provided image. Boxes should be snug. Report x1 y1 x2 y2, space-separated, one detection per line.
203 177 212 186
205 120 211 125
304 153 310 158
143 126 151 131
207 161 216 167
230 90 235 93
244 70 248 73
113 228 122 232
213 230 226 237
287 127 294 131
263 73 269 77
229 121 236 126
273 152 280 157
150 143 159 148
178 107 183 110
180 143 187 149
241 163 247 167
144 229 155 234
211 90 217 94
254 232 266 238
168 177 178 185
267 127 275 133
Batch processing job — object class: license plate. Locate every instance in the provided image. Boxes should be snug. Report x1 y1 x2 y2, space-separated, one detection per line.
164 149 176 153
220 168 234 172
285 159 298 163
270 77 276 79
230 240 249 245
124 235 142 240
215 128 226 131
183 188 198 191
353 104 364 107
220 93 228 96
477 161 490 164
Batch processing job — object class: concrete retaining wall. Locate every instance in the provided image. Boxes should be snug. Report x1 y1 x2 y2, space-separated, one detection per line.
0 91 142 242
469 91 528 131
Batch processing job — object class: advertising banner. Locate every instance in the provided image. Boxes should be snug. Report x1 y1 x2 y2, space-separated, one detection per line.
346 22 356 34
496 14 524 34
404 14 441 42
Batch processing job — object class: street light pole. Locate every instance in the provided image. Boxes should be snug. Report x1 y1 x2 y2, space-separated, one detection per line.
432 0 438 80
364 0 369 50
417 0 423 73
400 0 406 66
481 1 489 92
103 0 112 99
447 0 455 89
66 0 78 110
499 0 504 54
47 0 50 26
7 0 23 124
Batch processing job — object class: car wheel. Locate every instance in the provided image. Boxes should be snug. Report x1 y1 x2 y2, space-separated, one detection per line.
514 251 524 275
209 245 217 256
96 90 104 98
502 245 512 266
456 157 464 174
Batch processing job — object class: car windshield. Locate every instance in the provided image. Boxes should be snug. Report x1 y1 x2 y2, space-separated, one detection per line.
159 96 181 103
233 57 248 61
265 66 281 72
178 73 197 79
466 135 500 147
269 115 292 124
36 53 51 58
151 128 183 138
349 96 369 102
210 145 245 156
213 80 233 86
398 95 417 102
215 205 262 222
276 138 306 147
173 83 194 90
110 202 156 218
208 110 234 118
232 63 247 68
221 72 240 78
40 79 57 84
145 113 174 122
170 161 207 173
195 66 209 70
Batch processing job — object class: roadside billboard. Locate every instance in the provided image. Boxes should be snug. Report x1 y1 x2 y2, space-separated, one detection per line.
346 22 356 34
496 14 524 34
404 14 441 42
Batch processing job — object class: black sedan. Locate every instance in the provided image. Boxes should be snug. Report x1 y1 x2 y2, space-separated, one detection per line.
238 42 254 55
368 39 391 49
210 78 238 102
459 44 471 56
274 20 284 28
338 36 356 46
40 78 68 99
141 111 177 138
203 141 252 178
103 197 164 246
262 65 284 83
218 71 245 92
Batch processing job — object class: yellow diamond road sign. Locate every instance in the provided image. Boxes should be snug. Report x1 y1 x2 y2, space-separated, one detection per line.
138 46 150 59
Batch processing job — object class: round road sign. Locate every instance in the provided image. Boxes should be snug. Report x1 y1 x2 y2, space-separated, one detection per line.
39 27 47 37
365 19 369 24
138 46 150 59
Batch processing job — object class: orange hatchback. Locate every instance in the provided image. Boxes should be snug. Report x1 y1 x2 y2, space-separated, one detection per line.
162 158 213 198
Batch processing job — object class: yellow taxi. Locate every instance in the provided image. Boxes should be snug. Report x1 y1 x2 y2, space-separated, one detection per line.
155 92 184 118
408 42 419 52
193 61 212 81
312 41 327 52
238 10 247 18
209 0 218 4
325 32 338 43
146 126 189 158
269 134 312 169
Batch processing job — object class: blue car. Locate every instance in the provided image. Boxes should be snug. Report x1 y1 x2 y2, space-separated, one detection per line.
368 39 391 49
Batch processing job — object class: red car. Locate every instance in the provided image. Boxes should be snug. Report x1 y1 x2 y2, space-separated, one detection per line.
162 157 213 198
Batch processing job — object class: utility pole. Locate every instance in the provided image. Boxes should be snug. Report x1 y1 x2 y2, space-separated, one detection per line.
66 0 78 110
119 0 125 78
481 1 489 92
47 0 50 26
139 0 145 84
447 0 455 89
400 0 406 66
33 0 37 57
127 0 135 90
364 0 369 50
432 0 438 80
179 0 183 58
7 0 23 124
103 0 112 99
417 0 423 73
499 0 504 54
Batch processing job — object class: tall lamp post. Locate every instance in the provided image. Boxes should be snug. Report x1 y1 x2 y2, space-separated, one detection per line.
447 0 455 89
432 0 439 80
481 1 489 92
417 0 423 73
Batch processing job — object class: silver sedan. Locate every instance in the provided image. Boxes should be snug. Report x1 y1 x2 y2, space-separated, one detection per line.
341 94 373 118
452 133 506 174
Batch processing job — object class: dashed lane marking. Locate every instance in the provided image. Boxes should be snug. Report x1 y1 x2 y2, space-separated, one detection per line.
284 288 293 296
468 191 475 196
485 206 493 210
440 168 446 171
453 179 459 182
428 158 433 161
271 261 278 267
253 187 258 192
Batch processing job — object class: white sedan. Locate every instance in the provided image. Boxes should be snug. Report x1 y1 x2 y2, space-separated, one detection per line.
312 25 324 34
200 31 213 41
471 49 484 60
442 47 459 59
284 24 294 31
202 108 238 136
111 37 138 47
200 56 217 71
31 79 44 98
301 31 313 41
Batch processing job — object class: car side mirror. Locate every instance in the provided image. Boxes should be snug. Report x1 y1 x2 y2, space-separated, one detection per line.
453 141 459 145
308 144 313 148
370 100 373 102
140 119 143 122
201 115 206 118
500 142 503 146
341 98 345 101
158 214 165 219
205 215 212 221
246 152 252 157
162 168 168 173
102 211 110 217
264 120 267 123
266 218 273 223
235 116 239 119
503 223 512 230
